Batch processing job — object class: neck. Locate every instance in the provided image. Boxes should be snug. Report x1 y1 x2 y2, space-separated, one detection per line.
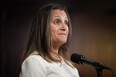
51 47 59 54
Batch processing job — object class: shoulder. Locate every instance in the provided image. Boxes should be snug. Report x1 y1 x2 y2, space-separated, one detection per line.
22 55 47 65
21 54 49 71
21 55 48 73
20 55 47 77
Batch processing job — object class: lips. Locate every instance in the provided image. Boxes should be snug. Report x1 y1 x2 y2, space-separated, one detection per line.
58 33 67 35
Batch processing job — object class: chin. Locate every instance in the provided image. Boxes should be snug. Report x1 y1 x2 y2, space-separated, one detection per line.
60 40 67 44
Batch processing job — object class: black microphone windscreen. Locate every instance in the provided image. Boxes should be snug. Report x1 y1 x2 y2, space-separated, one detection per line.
70 53 84 64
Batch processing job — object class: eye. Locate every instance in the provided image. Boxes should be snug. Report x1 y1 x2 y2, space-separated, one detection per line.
64 20 68 26
53 19 61 25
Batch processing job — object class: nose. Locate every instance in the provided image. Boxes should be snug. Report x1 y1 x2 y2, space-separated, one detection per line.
60 23 67 31
61 27 65 31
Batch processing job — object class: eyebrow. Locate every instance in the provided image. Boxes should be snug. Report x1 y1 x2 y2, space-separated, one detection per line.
51 16 68 21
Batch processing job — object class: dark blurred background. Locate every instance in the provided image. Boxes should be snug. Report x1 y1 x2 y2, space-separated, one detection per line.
0 0 116 77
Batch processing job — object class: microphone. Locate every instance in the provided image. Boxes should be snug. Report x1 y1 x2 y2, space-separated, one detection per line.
70 53 111 70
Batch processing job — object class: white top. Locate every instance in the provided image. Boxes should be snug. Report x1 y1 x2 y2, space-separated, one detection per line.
19 55 80 77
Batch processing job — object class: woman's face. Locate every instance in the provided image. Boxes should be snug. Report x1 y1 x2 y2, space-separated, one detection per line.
50 9 69 48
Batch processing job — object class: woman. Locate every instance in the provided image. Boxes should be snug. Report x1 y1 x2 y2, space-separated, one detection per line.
19 3 80 77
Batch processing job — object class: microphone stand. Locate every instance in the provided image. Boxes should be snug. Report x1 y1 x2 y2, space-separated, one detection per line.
95 67 103 77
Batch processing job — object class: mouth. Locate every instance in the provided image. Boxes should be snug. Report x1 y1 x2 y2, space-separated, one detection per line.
58 33 67 35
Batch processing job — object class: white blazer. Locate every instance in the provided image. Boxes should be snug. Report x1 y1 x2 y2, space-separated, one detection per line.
19 55 80 77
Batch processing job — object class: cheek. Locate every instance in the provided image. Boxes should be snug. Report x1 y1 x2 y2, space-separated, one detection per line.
50 26 58 38
66 26 69 34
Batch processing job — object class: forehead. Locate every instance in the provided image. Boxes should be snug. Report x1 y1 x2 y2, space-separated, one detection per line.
51 9 68 18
